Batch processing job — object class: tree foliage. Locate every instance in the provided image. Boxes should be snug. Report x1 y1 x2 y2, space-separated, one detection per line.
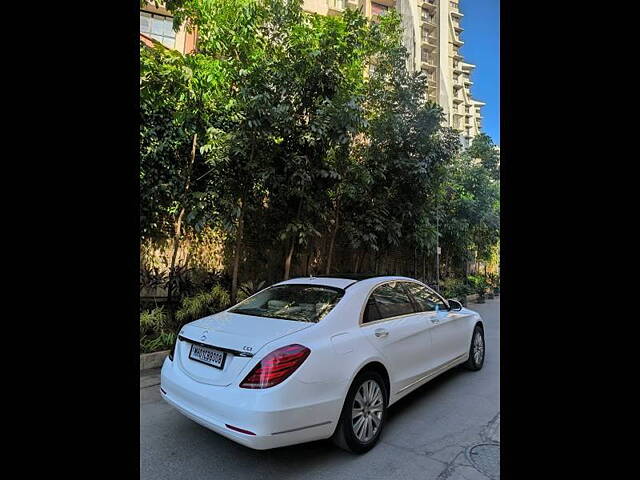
140 0 500 303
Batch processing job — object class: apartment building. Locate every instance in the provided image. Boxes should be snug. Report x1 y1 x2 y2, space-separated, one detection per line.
300 1 484 146
140 0 484 145
139 3 197 53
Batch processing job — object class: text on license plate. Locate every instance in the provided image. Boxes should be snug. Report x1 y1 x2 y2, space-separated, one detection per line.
189 344 226 369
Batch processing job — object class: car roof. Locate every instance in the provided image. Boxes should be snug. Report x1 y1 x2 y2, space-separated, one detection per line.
277 275 419 290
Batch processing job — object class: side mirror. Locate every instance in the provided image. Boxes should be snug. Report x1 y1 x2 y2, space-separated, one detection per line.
448 299 463 311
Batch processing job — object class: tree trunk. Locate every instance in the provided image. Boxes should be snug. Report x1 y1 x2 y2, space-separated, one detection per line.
283 198 303 280
284 239 295 280
325 199 340 275
305 246 314 276
166 209 184 313
230 195 246 305
166 133 197 317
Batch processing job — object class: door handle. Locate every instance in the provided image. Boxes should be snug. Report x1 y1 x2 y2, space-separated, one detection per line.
430 318 440 324
374 328 389 338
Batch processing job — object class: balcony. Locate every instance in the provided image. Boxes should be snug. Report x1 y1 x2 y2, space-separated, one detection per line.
422 15 438 28
421 59 437 72
422 0 438 11
452 96 463 104
421 35 438 49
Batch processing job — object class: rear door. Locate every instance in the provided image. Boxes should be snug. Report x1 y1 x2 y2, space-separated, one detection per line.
359 281 434 393
404 282 471 367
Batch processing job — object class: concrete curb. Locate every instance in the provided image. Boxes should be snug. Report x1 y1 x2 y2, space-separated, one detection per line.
140 350 170 371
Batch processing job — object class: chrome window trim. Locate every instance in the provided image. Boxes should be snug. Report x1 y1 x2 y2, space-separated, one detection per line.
403 280 450 314
359 279 445 327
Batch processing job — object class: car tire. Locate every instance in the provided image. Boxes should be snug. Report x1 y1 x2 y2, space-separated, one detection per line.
464 324 485 371
332 370 388 454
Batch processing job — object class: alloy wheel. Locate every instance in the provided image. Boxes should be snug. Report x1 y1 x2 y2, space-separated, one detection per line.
473 331 484 365
351 379 384 443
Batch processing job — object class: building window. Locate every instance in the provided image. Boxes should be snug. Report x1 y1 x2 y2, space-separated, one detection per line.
140 11 176 49
331 0 346 9
371 2 389 16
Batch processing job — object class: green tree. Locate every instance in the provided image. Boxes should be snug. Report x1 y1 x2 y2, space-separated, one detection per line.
438 147 500 278
338 11 460 272
140 42 223 310
467 133 500 179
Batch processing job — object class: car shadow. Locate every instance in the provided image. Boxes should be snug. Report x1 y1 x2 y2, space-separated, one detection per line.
385 366 467 422
187 365 472 471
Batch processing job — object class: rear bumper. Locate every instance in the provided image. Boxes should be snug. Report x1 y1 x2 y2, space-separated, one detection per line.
160 358 343 450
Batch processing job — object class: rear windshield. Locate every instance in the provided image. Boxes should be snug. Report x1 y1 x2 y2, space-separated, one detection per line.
229 284 344 323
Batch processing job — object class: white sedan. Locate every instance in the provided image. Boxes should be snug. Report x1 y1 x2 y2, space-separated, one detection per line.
160 275 485 453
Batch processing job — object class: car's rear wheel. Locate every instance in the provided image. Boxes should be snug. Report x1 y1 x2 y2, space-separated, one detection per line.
464 324 485 370
332 370 387 454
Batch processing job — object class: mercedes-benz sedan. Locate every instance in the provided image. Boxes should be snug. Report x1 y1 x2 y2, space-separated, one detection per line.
160 275 485 453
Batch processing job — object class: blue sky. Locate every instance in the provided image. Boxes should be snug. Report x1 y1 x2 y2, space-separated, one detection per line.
459 0 500 145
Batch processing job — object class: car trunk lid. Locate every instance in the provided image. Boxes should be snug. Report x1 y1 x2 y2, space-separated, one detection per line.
176 311 313 386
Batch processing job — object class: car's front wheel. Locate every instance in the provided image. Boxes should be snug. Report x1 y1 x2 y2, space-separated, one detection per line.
332 370 387 453
464 324 485 371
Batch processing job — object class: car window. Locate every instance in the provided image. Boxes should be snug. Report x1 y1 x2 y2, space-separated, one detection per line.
229 284 344 323
403 282 447 312
368 282 416 320
363 296 382 324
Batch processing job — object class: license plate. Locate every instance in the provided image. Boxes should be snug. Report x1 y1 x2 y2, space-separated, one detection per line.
189 343 226 369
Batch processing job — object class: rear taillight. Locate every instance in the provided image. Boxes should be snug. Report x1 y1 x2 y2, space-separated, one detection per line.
168 335 178 361
239 344 311 389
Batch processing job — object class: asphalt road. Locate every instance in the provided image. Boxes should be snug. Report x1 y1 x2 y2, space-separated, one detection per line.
141 297 500 480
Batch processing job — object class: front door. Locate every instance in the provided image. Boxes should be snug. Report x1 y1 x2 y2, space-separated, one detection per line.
359 281 434 394
403 282 470 368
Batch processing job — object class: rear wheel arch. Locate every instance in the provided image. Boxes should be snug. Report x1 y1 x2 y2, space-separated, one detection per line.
354 361 390 405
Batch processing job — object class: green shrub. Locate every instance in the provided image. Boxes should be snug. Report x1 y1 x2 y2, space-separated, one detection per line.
175 284 231 325
140 307 167 337
441 278 473 300
140 330 176 354
467 275 489 296
238 280 266 301
140 306 175 354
